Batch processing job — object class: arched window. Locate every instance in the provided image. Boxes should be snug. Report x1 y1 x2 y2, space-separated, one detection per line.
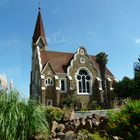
46 99 52 106
45 77 53 86
77 69 91 94
60 79 67 92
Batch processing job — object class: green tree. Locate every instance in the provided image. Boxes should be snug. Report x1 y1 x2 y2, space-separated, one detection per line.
134 55 140 77
134 72 140 99
134 56 140 98
114 76 135 99
114 55 140 100
96 52 108 105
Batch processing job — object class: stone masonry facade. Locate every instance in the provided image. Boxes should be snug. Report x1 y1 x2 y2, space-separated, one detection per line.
30 9 116 109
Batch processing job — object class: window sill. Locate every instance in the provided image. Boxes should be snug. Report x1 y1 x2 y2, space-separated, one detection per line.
45 84 53 87
60 90 67 93
77 92 91 95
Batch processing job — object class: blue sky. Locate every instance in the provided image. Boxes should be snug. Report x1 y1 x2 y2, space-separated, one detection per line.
0 0 140 98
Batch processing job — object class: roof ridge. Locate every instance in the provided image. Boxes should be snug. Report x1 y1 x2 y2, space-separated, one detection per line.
40 50 74 55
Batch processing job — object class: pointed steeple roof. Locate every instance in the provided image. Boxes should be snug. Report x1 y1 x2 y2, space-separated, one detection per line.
32 8 47 46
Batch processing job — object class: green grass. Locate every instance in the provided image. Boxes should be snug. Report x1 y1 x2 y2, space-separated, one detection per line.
0 90 49 140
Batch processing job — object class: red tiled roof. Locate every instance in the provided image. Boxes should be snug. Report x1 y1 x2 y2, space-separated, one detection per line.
40 50 73 73
40 50 114 77
32 11 47 45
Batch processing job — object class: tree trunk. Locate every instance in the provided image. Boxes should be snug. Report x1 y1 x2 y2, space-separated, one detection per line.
99 63 108 108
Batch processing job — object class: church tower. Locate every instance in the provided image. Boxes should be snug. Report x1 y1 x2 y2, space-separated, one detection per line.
30 7 47 100
32 7 47 50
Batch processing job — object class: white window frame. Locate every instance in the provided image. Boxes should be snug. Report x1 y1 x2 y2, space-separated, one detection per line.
76 68 92 95
99 80 102 90
45 77 53 86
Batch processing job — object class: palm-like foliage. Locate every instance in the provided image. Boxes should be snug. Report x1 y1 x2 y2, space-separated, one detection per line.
96 52 108 90
96 52 108 107
96 52 108 65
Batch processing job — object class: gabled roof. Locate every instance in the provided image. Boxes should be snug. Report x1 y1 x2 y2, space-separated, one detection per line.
40 50 73 73
32 10 47 45
40 50 114 77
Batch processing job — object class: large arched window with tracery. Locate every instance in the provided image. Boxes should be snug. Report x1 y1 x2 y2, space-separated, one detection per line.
76 69 91 94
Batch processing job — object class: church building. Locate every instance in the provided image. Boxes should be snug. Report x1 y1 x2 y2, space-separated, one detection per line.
30 9 115 108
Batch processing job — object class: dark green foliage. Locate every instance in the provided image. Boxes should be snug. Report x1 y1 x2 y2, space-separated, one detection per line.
114 76 136 99
79 129 106 140
115 55 140 99
134 55 140 77
108 100 140 140
91 100 103 110
114 75 140 99
44 106 64 126
96 52 108 65
61 94 80 109
96 52 108 107
134 72 140 98
96 52 108 85
134 55 140 98
0 90 49 140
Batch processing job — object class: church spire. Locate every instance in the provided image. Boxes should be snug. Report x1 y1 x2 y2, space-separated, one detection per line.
32 6 47 47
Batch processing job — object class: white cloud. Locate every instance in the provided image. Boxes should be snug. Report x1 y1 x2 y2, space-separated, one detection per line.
52 10 59 14
135 38 140 44
0 65 21 79
0 39 18 47
47 30 67 45
0 37 27 52
0 39 20 53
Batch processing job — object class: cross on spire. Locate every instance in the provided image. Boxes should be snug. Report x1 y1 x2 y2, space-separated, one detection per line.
38 0 41 11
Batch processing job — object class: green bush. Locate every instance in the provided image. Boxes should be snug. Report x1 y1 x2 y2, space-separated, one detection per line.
61 94 80 109
79 129 106 140
107 100 140 139
44 106 64 126
88 132 106 140
91 100 103 110
0 90 49 140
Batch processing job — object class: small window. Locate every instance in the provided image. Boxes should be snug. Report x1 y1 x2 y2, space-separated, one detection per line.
48 78 51 84
60 79 67 92
45 78 53 86
46 99 52 106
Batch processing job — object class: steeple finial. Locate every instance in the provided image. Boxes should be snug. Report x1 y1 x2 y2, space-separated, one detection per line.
38 0 41 11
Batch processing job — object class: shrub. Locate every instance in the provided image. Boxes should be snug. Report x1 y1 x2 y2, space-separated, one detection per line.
107 100 140 139
88 132 106 140
79 129 106 140
91 100 103 110
0 90 49 140
44 106 64 126
61 94 80 109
